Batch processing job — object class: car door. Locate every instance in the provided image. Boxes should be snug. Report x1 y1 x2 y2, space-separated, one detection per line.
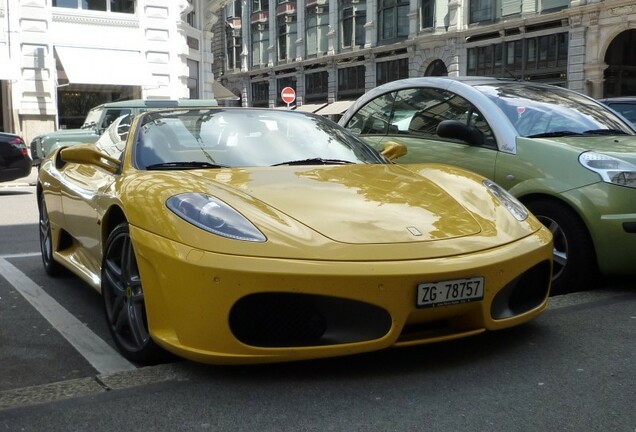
344 87 498 179
57 120 126 277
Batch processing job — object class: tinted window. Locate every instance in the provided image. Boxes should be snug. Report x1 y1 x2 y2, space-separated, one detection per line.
102 109 132 130
394 87 495 147
345 92 396 135
347 87 496 147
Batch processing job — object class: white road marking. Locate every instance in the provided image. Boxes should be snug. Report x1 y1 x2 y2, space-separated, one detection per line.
1 252 41 259
0 257 136 375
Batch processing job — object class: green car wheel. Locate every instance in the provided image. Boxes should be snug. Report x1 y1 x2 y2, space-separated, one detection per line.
526 199 597 295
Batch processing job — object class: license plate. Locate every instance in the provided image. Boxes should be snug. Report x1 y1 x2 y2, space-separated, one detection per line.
416 277 484 308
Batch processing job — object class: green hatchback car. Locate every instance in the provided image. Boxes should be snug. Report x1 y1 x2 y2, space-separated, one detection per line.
340 77 636 295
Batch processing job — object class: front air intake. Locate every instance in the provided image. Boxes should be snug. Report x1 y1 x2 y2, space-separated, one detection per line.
490 260 552 320
230 293 392 348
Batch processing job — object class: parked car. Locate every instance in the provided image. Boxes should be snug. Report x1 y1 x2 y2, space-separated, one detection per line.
30 98 218 166
0 132 32 183
598 97 636 127
340 77 636 295
37 107 552 364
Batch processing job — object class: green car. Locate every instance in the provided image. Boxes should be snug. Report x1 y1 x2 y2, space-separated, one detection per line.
340 77 636 295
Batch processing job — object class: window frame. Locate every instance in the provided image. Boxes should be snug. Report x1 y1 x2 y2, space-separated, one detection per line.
52 0 135 13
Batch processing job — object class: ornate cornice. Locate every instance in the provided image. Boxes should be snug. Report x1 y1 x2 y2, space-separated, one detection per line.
609 4 636 16
52 12 139 28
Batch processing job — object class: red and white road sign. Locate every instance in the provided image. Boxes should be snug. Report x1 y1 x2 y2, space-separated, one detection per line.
281 87 296 104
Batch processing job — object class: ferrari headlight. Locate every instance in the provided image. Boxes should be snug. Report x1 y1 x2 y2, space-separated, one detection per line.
167 193 266 242
483 179 528 221
579 152 636 189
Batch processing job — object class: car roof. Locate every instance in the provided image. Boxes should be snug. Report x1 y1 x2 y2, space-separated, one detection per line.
93 99 219 109
598 97 636 103
0 131 22 139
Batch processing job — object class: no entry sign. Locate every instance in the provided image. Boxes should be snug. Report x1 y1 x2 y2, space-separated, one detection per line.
281 87 296 104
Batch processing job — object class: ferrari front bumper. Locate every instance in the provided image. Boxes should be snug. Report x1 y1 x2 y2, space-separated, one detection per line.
130 225 553 364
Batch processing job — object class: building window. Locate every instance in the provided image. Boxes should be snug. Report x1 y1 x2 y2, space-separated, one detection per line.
186 0 196 27
469 0 495 24
305 71 328 102
226 28 242 71
226 1 243 71
252 81 269 107
376 58 409 86
467 33 568 84
378 0 409 42
420 0 434 29
341 0 366 49
252 24 269 68
278 15 297 62
338 65 366 99
541 0 569 12
52 0 135 13
227 0 242 18
306 5 329 57
505 40 523 74
187 59 199 99
524 33 568 82
252 0 268 12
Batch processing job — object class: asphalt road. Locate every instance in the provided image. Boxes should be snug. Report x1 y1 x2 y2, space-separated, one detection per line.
0 173 634 431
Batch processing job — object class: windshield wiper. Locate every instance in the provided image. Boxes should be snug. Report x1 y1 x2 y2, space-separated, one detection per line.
527 131 584 138
528 129 630 139
145 161 230 170
271 158 356 166
582 129 629 136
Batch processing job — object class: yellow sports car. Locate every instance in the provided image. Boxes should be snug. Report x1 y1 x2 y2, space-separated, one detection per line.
37 107 553 365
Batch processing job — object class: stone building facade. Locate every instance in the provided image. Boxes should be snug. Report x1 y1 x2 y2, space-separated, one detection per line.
0 0 221 143
211 0 636 113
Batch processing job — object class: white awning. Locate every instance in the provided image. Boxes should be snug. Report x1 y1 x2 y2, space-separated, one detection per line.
294 103 327 113
55 46 149 86
212 81 240 100
315 100 355 116
0 43 18 80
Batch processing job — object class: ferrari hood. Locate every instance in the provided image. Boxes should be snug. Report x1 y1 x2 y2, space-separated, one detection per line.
191 164 482 244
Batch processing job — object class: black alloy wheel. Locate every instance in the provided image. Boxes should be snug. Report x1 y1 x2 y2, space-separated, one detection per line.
38 194 65 276
102 222 165 364
525 199 597 295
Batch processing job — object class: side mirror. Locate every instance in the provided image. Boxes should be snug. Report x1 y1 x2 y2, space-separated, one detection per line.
381 141 408 160
60 144 121 174
437 120 484 147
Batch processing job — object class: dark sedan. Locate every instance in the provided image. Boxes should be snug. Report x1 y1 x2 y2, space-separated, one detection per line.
0 132 32 182
598 97 636 127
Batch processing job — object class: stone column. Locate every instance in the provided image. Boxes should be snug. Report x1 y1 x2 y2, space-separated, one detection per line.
584 63 607 98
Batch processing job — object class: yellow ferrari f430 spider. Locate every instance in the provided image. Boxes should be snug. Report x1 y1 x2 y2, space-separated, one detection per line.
37 107 553 365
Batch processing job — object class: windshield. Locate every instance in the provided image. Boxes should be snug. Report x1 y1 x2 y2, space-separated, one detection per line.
476 83 635 138
134 108 385 169
82 107 104 129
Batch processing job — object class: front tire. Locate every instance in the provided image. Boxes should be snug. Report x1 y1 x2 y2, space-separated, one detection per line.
102 222 165 364
525 199 597 295
38 194 65 276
